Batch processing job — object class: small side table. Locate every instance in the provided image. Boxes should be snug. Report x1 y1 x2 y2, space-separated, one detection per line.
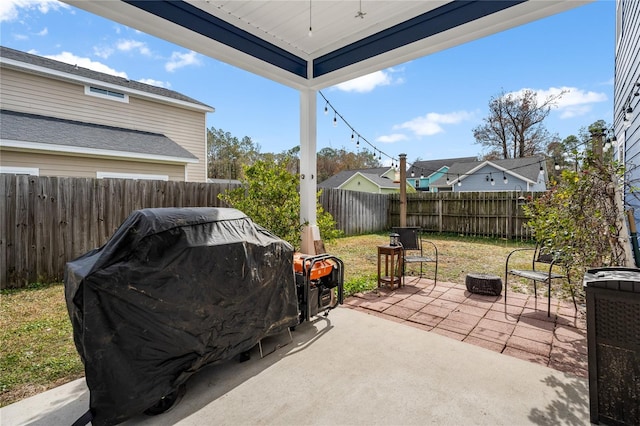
377 245 403 290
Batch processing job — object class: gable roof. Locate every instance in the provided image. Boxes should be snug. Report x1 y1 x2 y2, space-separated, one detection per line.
409 156 478 178
431 156 547 187
346 172 399 189
318 167 393 188
0 46 213 112
1 109 198 163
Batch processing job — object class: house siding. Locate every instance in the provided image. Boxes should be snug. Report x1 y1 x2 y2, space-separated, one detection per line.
0 150 185 180
341 178 384 193
452 165 543 193
617 0 640 227
0 67 207 181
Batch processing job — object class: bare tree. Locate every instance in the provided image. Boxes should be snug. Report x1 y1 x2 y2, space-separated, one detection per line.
474 89 564 159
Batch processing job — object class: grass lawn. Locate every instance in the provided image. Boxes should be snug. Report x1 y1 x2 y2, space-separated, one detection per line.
0 233 581 407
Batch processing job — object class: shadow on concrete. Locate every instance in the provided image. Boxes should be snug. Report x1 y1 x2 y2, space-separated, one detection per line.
528 374 590 426
121 315 334 425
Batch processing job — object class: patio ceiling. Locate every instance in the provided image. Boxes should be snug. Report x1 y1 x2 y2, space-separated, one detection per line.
63 0 592 91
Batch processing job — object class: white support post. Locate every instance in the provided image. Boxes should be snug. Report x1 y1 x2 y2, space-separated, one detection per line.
299 88 318 254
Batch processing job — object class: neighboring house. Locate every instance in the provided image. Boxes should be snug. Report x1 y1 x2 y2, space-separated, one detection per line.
617 0 640 227
430 156 548 193
0 46 213 182
408 156 477 192
318 167 416 194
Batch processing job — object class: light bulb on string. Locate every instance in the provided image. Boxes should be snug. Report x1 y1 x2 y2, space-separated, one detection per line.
324 102 328 115
333 113 337 127
308 0 313 37
625 106 634 122
503 172 508 184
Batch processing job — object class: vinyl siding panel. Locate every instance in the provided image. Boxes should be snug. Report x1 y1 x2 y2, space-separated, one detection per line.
0 68 208 181
0 150 185 180
616 0 640 225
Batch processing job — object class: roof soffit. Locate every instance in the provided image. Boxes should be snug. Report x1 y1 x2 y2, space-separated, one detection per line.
62 0 594 90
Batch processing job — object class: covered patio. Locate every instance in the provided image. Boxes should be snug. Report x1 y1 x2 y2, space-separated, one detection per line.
1 291 589 425
63 0 594 254
2 1 596 424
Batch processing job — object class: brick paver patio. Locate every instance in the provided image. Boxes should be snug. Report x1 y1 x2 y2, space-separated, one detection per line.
344 278 587 378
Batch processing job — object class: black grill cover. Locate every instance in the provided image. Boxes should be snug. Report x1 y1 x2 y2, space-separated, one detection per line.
64 207 299 425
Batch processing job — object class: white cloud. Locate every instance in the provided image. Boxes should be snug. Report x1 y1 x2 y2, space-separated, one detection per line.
335 68 404 93
138 78 171 89
1 0 68 22
165 51 201 72
116 39 151 56
93 45 114 59
336 71 391 93
510 86 608 119
36 27 47 36
44 52 128 78
376 133 408 143
394 111 475 136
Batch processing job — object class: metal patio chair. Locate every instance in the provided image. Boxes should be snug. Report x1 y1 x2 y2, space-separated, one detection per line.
504 244 577 317
392 227 438 285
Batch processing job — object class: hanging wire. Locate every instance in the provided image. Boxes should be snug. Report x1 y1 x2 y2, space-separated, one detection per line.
319 90 397 165
319 90 559 181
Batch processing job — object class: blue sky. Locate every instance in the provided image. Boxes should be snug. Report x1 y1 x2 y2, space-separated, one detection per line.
1 0 615 166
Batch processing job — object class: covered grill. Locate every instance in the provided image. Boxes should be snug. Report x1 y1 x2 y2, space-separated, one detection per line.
64 207 300 425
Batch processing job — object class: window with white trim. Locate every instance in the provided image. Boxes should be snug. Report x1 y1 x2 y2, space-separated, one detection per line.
97 172 168 181
0 166 40 176
85 86 129 103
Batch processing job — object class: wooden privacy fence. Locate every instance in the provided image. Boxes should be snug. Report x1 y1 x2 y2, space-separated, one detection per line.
389 191 536 239
319 188 388 236
1 175 239 289
1 175 536 288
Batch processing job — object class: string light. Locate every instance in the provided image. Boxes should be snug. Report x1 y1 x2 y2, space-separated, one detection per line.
622 81 639 129
319 90 558 186
319 90 397 166
308 0 313 37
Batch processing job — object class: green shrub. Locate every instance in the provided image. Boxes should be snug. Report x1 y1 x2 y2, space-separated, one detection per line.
219 160 341 249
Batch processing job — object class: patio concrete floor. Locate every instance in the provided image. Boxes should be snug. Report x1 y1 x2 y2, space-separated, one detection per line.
345 278 588 378
0 277 591 425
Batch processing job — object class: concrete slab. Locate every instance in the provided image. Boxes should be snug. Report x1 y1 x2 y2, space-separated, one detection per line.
0 307 590 425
